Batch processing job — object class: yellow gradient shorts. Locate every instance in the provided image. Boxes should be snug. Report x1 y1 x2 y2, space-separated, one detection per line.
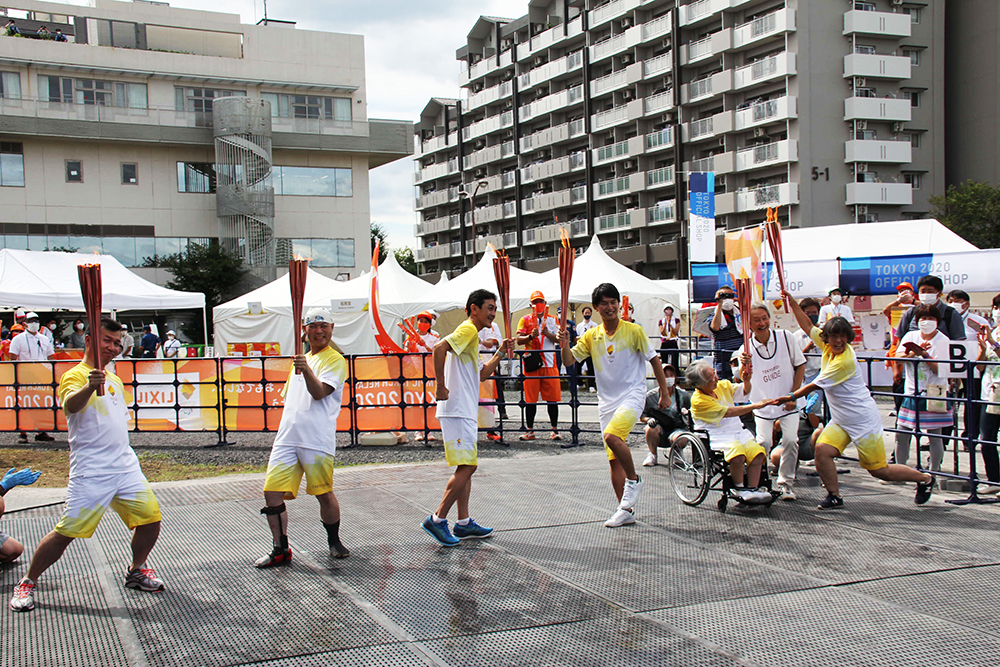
263 444 336 499
55 471 161 539
600 403 641 460
720 433 765 464
816 423 888 471
441 417 478 466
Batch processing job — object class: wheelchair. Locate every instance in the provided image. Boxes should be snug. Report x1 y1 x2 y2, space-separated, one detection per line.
659 411 781 513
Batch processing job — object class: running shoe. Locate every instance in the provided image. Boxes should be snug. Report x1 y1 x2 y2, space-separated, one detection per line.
604 508 636 527
619 476 643 510
777 483 796 501
751 488 774 503
10 580 35 612
16 432 27 443
734 488 755 502
641 453 657 467
915 476 935 505
486 432 501 441
421 515 459 547
254 547 293 568
35 432 54 442
125 565 165 592
452 519 494 540
817 493 844 510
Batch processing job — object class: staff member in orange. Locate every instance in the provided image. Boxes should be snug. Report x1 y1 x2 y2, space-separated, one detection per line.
517 291 562 441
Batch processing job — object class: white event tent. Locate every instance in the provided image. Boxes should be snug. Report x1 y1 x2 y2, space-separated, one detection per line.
0 248 206 311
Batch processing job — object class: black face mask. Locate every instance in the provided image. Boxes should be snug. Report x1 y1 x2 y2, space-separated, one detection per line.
808 313 819 325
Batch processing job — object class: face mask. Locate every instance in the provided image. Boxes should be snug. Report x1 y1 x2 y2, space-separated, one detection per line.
918 293 938 306
918 320 937 335
954 302 969 314
721 299 735 311
583 312 591 321
417 321 431 334
75 323 84 331
26 322 39 334
533 303 546 315
808 313 819 325
830 294 842 304
664 377 675 388
167 335 175 340
47 323 56 331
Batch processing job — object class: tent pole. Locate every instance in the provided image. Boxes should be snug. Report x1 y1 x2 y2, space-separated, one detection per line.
202 307 209 352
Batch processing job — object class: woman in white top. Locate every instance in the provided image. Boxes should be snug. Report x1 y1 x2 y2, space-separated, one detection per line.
894 303 952 471
818 288 855 325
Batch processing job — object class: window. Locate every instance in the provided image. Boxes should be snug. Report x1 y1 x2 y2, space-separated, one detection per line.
855 87 876 98
0 142 24 187
273 166 352 197
904 173 921 189
174 87 246 113
37 76 146 108
259 92 351 122
0 72 20 99
908 132 921 148
854 44 876 55
277 238 355 267
122 163 137 185
177 162 216 193
903 7 920 23
66 160 83 183
902 90 920 107
905 49 920 66
854 1 875 10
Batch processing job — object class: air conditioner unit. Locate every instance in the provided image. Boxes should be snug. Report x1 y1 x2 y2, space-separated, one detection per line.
623 196 636 206
753 127 767 138
892 0 903 5
503 70 514 80
858 205 869 215
624 230 638 240
854 77 866 88
475 140 486 149
503 100 513 109
663 38 670 49
534 56 545 66
624 160 636 170
892 122 904 133
621 54 633 65
475 168 487 178
857 163 869 172
504 130 514 139
621 18 632 29
622 89 634 100
856 120 868 130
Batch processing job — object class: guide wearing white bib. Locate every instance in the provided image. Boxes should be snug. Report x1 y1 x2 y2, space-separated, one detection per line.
735 329 806 421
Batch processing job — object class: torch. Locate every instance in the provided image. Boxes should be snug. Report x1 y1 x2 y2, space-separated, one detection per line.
77 263 104 396
558 228 575 332
492 249 512 358
735 275 753 354
289 257 308 374
765 207 788 312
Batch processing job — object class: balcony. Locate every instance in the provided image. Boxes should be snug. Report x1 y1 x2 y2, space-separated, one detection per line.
518 85 584 122
684 30 733 64
589 0 642 28
646 127 674 152
684 110 733 142
845 139 912 163
521 152 585 184
844 53 911 80
733 52 796 89
520 51 584 91
844 96 911 121
735 139 798 172
594 175 642 200
734 8 795 49
416 242 461 262
467 233 515 254
462 48 514 85
640 12 672 43
591 70 630 97
846 182 912 206
413 158 457 184
594 138 631 164
643 52 673 78
520 119 585 153
522 220 588 246
590 34 629 63
522 188 574 214
648 200 676 224
415 214 461 236
525 16 584 57
735 183 799 212
643 89 675 115
465 80 513 112
682 70 732 104
592 104 629 130
680 0 728 26
646 165 675 188
688 151 735 175
596 209 645 233
734 96 797 130
843 9 911 38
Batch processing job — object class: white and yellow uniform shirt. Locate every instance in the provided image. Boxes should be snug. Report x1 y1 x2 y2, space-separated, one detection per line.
58 362 140 477
690 380 761 462
571 320 655 448
274 346 348 454
436 319 482 421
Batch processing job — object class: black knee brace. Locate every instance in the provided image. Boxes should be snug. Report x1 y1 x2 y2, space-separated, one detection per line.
260 503 286 516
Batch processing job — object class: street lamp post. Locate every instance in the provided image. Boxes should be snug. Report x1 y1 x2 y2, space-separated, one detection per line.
461 179 489 269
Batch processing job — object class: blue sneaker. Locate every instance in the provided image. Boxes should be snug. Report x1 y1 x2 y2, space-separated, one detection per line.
421 516 460 546
452 519 494 540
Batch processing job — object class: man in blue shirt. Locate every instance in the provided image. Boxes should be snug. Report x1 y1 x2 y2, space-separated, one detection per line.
140 326 160 358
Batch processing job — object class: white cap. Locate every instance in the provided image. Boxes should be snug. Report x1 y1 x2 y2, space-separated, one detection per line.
14 309 24 318
166 330 176 336
24 312 38 320
304 308 333 325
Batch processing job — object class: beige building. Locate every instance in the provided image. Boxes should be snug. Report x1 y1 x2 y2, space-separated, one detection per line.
414 0 943 280
0 0 411 284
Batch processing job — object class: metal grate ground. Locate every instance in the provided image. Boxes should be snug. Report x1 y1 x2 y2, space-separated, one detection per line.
3 448 1000 667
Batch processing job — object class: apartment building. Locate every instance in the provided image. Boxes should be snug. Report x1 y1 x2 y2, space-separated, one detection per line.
0 0 411 284
413 0 942 280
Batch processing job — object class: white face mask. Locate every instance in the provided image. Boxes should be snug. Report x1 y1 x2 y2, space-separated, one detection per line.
26 322 39 334
953 302 969 314
918 320 937 335
664 377 676 387
47 323 56 331
830 294 842 304
721 299 735 311
918 293 938 306
75 323 84 330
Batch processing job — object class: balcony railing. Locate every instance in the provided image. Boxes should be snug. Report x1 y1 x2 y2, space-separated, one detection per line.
595 176 632 198
689 117 714 139
597 211 632 231
649 201 675 222
591 33 628 61
596 139 630 163
646 127 674 150
642 12 672 41
593 105 628 129
592 70 629 96
689 76 713 100
644 89 674 114
647 165 674 187
688 36 713 61
644 52 673 77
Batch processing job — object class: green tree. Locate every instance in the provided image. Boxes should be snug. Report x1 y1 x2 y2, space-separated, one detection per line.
371 222 389 264
151 242 249 340
929 180 1000 249
394 247 418 275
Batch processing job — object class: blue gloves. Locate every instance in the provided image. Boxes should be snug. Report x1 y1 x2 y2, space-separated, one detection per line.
0 467 42 493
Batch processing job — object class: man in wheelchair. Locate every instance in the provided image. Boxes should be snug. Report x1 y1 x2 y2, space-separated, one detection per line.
686 357 780 503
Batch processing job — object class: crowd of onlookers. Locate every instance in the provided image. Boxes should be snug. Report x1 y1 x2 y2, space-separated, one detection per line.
3 19 68 41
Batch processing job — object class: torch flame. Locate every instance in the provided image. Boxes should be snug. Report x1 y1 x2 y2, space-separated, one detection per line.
559 227 570 248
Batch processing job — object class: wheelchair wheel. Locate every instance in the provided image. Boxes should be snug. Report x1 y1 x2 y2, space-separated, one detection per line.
668 432 711 506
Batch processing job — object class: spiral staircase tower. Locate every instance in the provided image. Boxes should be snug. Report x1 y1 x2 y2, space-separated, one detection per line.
213 97 276 282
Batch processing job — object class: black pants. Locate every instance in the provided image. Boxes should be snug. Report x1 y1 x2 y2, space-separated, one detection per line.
892 375 905 411
578 356 594 387
979 411 1000 483
660 340 679 369
960 377 983 440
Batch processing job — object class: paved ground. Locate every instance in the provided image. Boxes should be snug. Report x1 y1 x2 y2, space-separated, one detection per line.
3 442 1000 667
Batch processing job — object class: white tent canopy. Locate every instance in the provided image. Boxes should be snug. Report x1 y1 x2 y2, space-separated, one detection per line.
779 218 976 261
0 248 205 310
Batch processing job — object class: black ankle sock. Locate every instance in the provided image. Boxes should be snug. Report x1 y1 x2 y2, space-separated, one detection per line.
323 520 349 555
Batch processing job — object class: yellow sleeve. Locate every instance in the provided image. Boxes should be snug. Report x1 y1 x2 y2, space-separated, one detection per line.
57 366 87 407
444 321 479 357
815 347 856 389
691 386 729 425
570 327 593 362
630 323 656 360
808 326 827 352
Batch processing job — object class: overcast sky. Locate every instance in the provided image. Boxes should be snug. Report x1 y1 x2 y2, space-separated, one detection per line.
133 0 528 253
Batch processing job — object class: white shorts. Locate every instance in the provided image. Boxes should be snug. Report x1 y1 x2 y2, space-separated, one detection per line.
441 416 478 466
263 443 337 499
55 470 161 539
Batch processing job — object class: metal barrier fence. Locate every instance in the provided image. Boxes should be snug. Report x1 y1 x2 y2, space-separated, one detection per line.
3 346 998 507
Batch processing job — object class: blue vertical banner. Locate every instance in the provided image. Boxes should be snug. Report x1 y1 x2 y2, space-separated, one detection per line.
688 172 716 263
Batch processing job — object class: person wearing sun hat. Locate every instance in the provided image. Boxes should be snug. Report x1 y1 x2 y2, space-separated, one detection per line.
255 307 350 568
516 290 562 441
818 288 855 326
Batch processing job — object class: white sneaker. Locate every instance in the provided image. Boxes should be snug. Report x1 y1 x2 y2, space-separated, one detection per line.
735 488 755 501
604 508 636 527
619 476 643 510
752 488 774 503
641 453 657 467
588 387 596 393
778 483 797 501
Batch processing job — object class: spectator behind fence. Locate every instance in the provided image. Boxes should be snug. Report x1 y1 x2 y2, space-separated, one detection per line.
894 304 952 473
162 331 181 358
9 312 55 443
54 28 67 42
576 306 597 393
140 325 160 358
709 286 742 381
4 20 19 37
977 318 1000 492
68 319 86 348
641 364 690 468
884 282 916 414
897 275 965 340
949 289 990 442
36 25 50 39
658 305 681 369
516 291 561 441
818 288 855 325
